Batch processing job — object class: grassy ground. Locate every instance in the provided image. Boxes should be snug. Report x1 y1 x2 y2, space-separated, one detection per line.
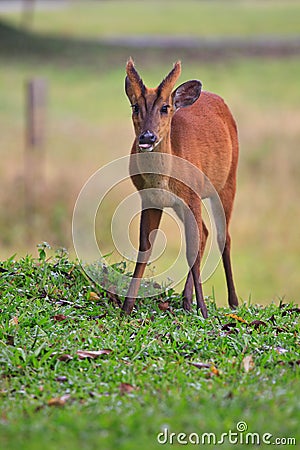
0 249 299 449
0 2 299 449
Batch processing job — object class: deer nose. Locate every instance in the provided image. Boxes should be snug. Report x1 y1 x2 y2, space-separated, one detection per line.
138 130 157 151
139 130 157 144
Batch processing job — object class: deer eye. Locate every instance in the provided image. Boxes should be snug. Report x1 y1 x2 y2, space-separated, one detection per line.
160 104 170 114
132 104 140 115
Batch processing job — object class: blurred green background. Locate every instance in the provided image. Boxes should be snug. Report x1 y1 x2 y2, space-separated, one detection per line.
0 0 299 305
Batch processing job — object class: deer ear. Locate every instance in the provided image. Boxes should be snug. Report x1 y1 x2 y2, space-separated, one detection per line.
125 58 145 103
172 80 202 110
125 76 136 103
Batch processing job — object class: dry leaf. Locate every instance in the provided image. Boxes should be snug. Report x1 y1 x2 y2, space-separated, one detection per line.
268 314 277 325
282 307 300 316
10 317 18 326
118 383 136 395
55 376 68 383
158 301 170 312
210 365 220 376
68 266 75 276
221 322 237 330
288 360 300 366
191 362 219 375
48 394 70 407
76 349 112 359
190 362 211 369
275 346 288 355
55 299 83 309
249 320 267 329
242 355 255 372
275 327 287 334
225 314 248 324
6 335 14 346
53 314 68 322
58 353 73 362
89 292 101 301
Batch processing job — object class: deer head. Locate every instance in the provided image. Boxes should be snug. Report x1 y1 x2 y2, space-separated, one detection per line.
125 58 202 152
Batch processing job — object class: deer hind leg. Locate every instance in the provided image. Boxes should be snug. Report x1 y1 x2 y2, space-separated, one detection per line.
183 202 208 318
183 221 208 311
212 182 238 309
122 207 162 315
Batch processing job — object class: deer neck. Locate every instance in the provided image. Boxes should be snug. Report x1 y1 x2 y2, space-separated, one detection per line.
141 132 172 187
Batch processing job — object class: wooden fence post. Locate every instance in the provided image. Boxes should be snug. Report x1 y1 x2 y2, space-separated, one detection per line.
22 0 36 29
24 78 47 239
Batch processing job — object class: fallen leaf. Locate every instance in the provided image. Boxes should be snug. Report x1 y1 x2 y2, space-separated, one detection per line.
282 307 300 316
77 349 112 359
53 314 68 322
210 365 220 376
88 391 107 398
55 299 83 309
89 291 101 301
275 346 288 355
275 327 287 334
55 376 68 383
158 301 170 312
118 383 136 395
279 302 289 309
87 312 107 321
224 391 234 399
268 314 277 325
10 317 18 326
48 394 70 407
6 335 14 346
221 322 237 331
190 362 211 369
242 355 255 372
288 360 300 366
221 328 239 336
225 314 248 324
68 266 75 276
58 353 73 362
249 320 267 329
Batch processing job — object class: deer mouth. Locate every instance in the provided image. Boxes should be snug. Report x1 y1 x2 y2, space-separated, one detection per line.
138 143 154 152
138 138 162 152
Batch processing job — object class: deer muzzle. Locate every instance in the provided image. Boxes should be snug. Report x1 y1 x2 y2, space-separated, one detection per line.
138 130 158 152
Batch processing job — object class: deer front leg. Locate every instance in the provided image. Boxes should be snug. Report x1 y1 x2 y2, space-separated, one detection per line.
122 207 163 315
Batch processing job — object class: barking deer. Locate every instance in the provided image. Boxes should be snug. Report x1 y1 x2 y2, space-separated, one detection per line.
122 58 239 317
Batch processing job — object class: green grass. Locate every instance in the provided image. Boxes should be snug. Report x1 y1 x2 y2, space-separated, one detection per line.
2 0 300 38
0 248 299 449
